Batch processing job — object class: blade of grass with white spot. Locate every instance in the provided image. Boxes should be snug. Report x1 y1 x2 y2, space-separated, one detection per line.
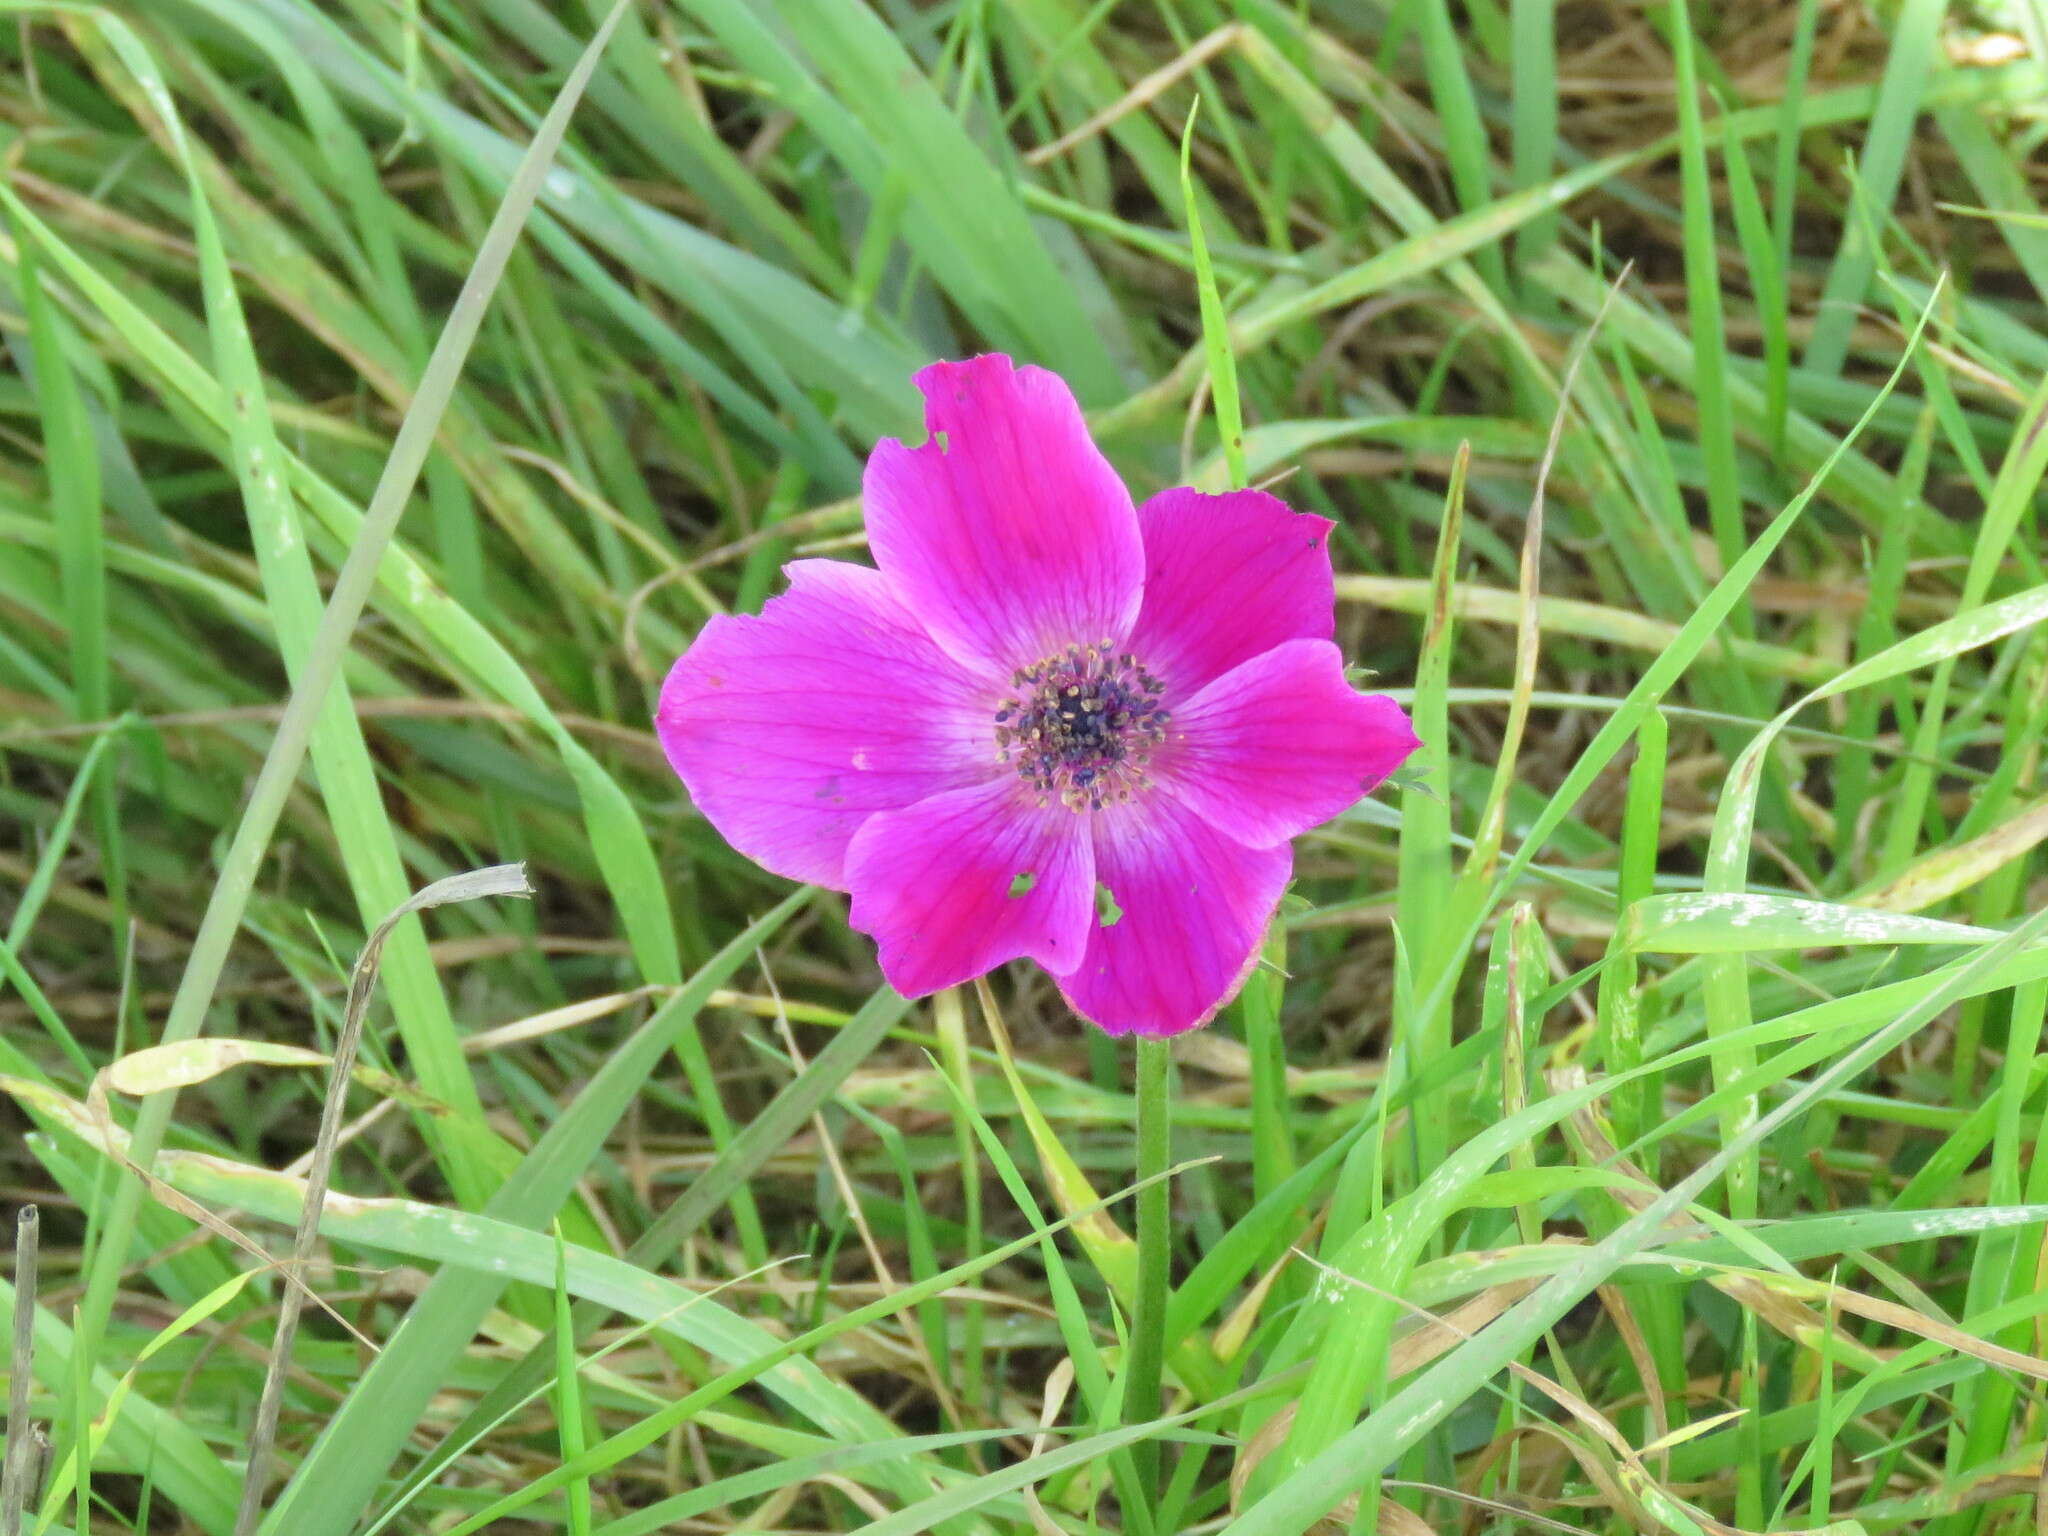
1226 902 2048 1536
1699 572 2048 1220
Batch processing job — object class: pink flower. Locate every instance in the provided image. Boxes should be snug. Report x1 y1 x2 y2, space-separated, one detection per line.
657 355 1419 1037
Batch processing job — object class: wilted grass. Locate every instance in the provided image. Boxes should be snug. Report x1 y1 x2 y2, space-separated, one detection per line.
7 1 2048 1533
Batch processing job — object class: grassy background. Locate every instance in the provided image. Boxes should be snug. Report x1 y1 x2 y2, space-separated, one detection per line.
7 0 2048 1531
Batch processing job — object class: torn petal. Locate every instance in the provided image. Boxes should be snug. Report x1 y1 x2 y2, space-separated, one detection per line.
864 354 1143 675
1127 487 1338 695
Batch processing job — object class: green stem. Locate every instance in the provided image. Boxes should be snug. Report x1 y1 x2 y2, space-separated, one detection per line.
933 988 984 1416
1126 1036 1173 1498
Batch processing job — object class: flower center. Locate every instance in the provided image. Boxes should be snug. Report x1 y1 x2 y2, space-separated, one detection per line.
994 641 1170 812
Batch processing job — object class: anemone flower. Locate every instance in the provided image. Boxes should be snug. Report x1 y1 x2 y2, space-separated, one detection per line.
658 354 1418 1037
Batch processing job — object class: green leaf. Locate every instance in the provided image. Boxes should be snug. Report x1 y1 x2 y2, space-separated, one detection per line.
1624 894 2003 955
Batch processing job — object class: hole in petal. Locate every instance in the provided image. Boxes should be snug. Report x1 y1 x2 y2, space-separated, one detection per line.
1095 882 1123 927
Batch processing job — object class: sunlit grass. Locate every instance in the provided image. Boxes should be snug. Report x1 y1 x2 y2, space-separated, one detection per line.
6 2 2048 1533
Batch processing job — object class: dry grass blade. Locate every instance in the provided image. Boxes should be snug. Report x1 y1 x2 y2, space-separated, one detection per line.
1332 575 1836 683
0 1206 38 1536
1595 1283 1672 1457
233 864 534 1536
1021 1357 1076 1536
1381 1480 1601 1535
6 1071 376 1349
1467 263 1630 879
1024 24 1244 166
1853 792 2048 911
761 971 964 1432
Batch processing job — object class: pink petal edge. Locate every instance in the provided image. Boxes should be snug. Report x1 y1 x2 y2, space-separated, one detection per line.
863 354 1144 677
1126 487 1338 695
1166 638 1420 850
1056 793 1292 1037
845 778 1095 998
657 560 996 889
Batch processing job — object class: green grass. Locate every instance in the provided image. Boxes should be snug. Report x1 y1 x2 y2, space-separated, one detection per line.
7 1 2048 1533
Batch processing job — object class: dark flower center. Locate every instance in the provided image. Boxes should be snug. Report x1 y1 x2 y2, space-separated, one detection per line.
994 641 1169 812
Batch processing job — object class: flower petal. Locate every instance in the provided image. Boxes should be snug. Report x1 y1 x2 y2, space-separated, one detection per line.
863 354 1143 675
845 780 1095 997
1125 488 1336 694
1166 639 1420 849
657 560 995 889
1056 795 1290 1037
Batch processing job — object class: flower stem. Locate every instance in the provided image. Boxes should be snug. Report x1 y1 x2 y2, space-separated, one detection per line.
1126 1035 1173 1496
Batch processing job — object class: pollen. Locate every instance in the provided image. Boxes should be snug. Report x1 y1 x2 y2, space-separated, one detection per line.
992 640 1169 812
